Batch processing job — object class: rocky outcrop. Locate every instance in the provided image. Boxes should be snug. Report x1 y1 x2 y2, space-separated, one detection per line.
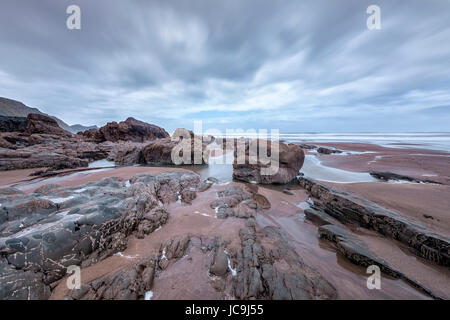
233 140 305 184
109 129 210 166
0 97 83 133
141 130 208 166
26 114 72 137
0 171 204 300
0 116 27 132
317 147 342 155
108 144 145 165
0 150 88 171
0 134 112 171
298 177 450 267
209 238 229 276
370 171 440 184
0 113 72 136
210 184 270 219
232 218 337 300
65 257 157 300
302 207 441 299
64 235 192 300
0 114 113 171
79 117 169 143
158 236 191 270
140 138 177 165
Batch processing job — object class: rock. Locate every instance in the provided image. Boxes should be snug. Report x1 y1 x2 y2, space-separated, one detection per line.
317 147 342 154
141 137 177 165
141 129 208 165
210 185 270 220
317 221 441 299
210 239 229 276
77 128 103 143
161 235 190 260
233 140 305 184
298 177 450 267
0 131 112 171
210 276 226 292
65 257 157 300
0 116 27 132
112 145 144 165
79 117 169 143
0 150 88 171
0 135 14 149
232 219 337 300
283 189 294 195
369 171 440 184
298 144 317 150
26 114 72 137
0 171 201 299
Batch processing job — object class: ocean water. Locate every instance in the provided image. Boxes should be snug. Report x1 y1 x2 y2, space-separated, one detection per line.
280 132 450 152
218 132 450 152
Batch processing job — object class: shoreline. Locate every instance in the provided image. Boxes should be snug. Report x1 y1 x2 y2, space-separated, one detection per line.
1 141 449 300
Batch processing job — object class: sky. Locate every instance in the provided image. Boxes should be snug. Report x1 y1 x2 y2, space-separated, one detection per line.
1 0 449 133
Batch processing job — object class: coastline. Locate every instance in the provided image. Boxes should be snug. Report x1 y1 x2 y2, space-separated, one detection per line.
1 138 449 300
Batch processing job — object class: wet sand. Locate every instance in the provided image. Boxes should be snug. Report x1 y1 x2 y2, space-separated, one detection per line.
7 166 192 193
50 181 246 300
328 182 450 238
50 175 435 300
300 142 450 185
4 141 449 300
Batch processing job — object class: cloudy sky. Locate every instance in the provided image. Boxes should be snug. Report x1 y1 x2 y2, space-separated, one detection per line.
1 0 449 132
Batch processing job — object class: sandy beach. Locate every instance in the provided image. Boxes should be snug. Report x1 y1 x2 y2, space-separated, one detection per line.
1 135 449 301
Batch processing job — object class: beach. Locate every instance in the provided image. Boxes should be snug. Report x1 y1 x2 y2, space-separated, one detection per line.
1 134 449 300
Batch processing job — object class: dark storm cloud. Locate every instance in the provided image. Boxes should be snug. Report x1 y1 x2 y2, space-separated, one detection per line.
0 0 449 131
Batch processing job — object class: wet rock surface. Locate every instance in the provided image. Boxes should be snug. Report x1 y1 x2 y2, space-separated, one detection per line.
65 257 157 300
0 115 172 172
232 218 337 300
0 171 204 300
0 114 113 171
65 235 192 300
317 147 342 155
298 177 450 267
210 184 270 219
302 208 442 299
142 130 209 165
370 171 441 184
233 140 305 184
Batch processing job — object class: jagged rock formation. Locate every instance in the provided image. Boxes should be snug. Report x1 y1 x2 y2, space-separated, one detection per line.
65 257 157 300
232 218 337 299
304 208 442 299
64 235 190 300
370 171 440 184
0 114 170 171
0 171 203 300
210 184 270 219
298 177 450 267
109 129 210 166
0 97 95 133
25 114 72 137
78 117 169 143
233 140 305 184
0 116 27 132
0 113 110 171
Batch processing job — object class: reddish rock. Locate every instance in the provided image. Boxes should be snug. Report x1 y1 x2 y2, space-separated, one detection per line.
26 114 72 137
0 116 27 132
79 117 169 143
233 140 305 184
141 129 208 165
